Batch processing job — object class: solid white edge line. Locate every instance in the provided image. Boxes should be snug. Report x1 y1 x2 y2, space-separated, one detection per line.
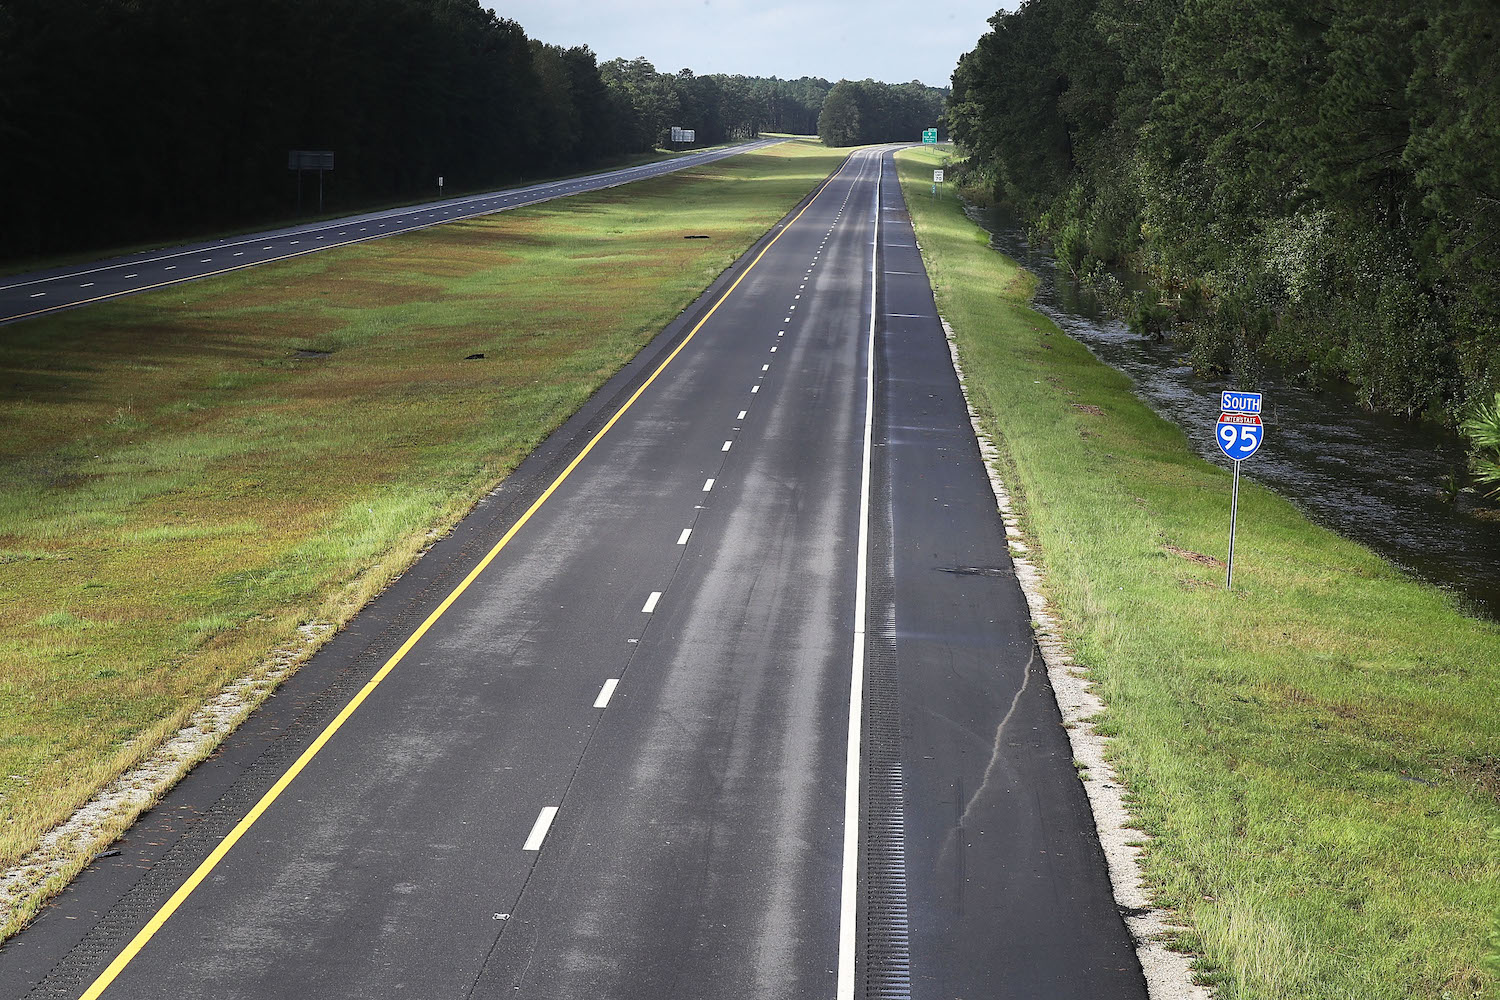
642 591 662 613
523 806 559 851
837 147 880 1000
594 678 619 709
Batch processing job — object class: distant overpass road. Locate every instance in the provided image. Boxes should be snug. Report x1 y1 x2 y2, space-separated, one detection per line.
0 147 1145 999
0 139 781 326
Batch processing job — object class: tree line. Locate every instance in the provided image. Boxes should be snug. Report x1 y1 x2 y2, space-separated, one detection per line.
816 79 947 147
949 0 1499 425
0 0 834 260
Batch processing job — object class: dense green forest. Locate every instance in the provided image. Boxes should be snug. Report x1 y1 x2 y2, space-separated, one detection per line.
816 79 947 147
0 0 834 259
950 0 1499 424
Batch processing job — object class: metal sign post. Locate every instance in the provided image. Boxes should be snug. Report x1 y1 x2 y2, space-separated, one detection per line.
1216 391 1265 590
1227 459 1242 589
288 150 335 215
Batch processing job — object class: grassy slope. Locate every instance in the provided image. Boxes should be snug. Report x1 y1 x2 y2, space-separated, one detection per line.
0 140 848 922
895 146 1500 999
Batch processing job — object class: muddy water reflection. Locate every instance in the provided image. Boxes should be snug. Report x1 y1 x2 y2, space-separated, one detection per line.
970 205 1500 620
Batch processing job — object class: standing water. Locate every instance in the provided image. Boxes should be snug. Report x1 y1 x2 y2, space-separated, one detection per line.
970 205 1500 621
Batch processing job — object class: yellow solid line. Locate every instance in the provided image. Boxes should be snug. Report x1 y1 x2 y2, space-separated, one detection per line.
76 150 862 1000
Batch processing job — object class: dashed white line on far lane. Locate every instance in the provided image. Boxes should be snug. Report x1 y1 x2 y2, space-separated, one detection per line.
641 591 662 614
522 807 559 851
593 679 619 709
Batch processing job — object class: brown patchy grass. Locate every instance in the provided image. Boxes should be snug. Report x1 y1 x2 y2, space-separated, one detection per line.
0 140 849 934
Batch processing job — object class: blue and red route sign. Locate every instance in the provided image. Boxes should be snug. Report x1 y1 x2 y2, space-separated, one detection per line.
1216 412 1263 460
1218 390 1264 590
1216 391 1264 461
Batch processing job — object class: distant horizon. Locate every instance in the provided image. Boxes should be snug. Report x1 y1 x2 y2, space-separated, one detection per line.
486 0 1018 90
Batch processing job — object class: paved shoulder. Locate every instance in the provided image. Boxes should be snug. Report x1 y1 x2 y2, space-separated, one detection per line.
866 148 1147 997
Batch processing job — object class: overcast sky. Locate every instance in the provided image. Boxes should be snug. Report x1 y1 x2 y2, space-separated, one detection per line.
487 1 1017 89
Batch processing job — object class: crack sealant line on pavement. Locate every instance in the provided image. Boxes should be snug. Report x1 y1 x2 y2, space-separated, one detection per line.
61 147 867 1000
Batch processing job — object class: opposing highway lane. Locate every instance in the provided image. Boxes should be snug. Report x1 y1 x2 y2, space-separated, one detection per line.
0 139 779 326
0 146 1146 999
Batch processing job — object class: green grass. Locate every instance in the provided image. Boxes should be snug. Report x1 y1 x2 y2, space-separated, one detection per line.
895 145 1500 1000
0 138 849 931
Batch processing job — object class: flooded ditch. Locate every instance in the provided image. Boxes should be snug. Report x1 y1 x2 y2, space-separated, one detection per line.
968 204 1500 621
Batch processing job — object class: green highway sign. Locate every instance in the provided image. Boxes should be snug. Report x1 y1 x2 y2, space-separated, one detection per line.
922 128 937 144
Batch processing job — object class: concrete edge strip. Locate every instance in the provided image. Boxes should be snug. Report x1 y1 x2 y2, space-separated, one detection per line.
0 622 333 934
937 317 1212 1000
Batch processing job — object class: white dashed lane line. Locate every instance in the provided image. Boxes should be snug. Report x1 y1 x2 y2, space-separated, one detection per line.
641 591 662 614
677 529 692 545
721 441 732 452
522 807 559 851
702 478 715 491
593 679 619 709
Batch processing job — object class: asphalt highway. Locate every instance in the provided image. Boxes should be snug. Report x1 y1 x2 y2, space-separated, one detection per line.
0 139 780 327
0 147 1146 999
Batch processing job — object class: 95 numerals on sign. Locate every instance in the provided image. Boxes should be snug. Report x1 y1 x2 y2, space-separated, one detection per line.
1216 412 1263 461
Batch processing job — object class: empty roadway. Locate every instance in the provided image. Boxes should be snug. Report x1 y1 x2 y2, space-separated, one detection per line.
0 146 1145 999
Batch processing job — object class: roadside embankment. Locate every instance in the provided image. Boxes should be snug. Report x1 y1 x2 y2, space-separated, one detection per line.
0 140 847 937
896 145 1500 1000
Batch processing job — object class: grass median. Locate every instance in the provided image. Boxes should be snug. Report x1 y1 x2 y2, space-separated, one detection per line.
0 138 848 934
895 146 1500 1000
